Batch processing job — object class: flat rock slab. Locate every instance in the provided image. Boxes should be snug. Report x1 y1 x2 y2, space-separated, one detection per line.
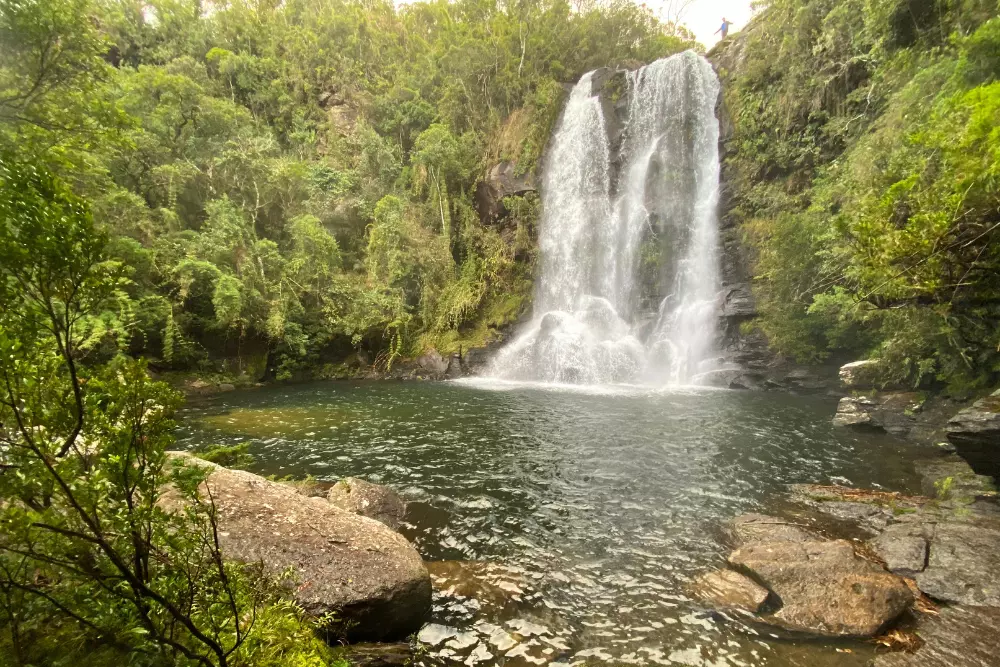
728 539 912 636
913 457 997 502
832 393 923 436
327 476 407 529
164 454 431 641
692 568 770 613
872 605 1000 667
916 523 1000 607
729 513 821 546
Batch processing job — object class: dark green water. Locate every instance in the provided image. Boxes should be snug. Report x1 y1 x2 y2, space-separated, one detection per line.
176 379 935 667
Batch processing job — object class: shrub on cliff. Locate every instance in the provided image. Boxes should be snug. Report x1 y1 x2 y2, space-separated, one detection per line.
723 0 1000 393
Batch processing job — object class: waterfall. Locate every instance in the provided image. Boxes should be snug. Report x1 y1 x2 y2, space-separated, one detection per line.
488 51 722 386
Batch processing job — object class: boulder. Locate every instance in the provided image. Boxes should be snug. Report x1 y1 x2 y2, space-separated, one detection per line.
915 523 1000 607
832 392 924 436
692 568 770 613
327 477 407 530
728 513 821 546
727 539 913 636
163 454 431 641
872 604 1000 667
869 522 930 577
839 360 877 389
946 390 1000 478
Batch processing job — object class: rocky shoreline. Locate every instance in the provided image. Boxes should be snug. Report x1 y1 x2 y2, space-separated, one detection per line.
694 463 999 666
684 359 1000 666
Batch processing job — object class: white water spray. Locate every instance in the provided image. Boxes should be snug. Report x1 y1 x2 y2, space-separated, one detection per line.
488 51 722 385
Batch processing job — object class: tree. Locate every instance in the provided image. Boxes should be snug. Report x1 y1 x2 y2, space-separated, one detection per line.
0 159 260 665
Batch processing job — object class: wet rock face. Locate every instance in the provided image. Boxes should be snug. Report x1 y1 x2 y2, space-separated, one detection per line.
692 568 770 613
872 604 1000 667
947 390 1000 478
163 454 431 642
727 539 913 637
327 477 407 530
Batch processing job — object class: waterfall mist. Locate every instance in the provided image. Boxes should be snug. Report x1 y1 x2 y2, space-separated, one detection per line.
488 51 722 385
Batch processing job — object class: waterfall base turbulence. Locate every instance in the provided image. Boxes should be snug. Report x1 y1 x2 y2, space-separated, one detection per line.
489 51 724 386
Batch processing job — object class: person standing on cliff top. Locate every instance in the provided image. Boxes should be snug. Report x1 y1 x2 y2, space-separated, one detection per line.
715 17 733 39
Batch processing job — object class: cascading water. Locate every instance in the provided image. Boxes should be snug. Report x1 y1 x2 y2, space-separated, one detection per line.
488 51 722 385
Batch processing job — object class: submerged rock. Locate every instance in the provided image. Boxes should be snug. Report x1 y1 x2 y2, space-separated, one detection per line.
692 568 770 613
417 623 460 647
163 454 431 641
872 604 1000 667
789 484 927 535
342 643 413 667
947 390 1000 478
729 513 821 546
692 368 765 390
728 539 912 636
426 560 527 614
327 477 407 530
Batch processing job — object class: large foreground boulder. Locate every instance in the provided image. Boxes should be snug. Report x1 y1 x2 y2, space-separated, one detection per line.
728 539 912 636
872 604 1000 667
327 477 407 530
165 454 431 641
947 389 1000 478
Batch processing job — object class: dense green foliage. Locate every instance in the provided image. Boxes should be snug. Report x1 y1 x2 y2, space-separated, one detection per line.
0 0 692 380
0 160 340 665
720 0 1000 392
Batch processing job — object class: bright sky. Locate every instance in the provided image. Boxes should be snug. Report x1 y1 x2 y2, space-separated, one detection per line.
650 0 758 48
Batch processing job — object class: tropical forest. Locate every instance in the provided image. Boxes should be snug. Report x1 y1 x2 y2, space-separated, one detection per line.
1 0 1000 666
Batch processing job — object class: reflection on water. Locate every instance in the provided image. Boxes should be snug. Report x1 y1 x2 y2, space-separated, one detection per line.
176 380 935 666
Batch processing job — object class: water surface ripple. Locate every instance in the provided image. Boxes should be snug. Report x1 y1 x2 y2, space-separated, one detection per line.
176 380 933 667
